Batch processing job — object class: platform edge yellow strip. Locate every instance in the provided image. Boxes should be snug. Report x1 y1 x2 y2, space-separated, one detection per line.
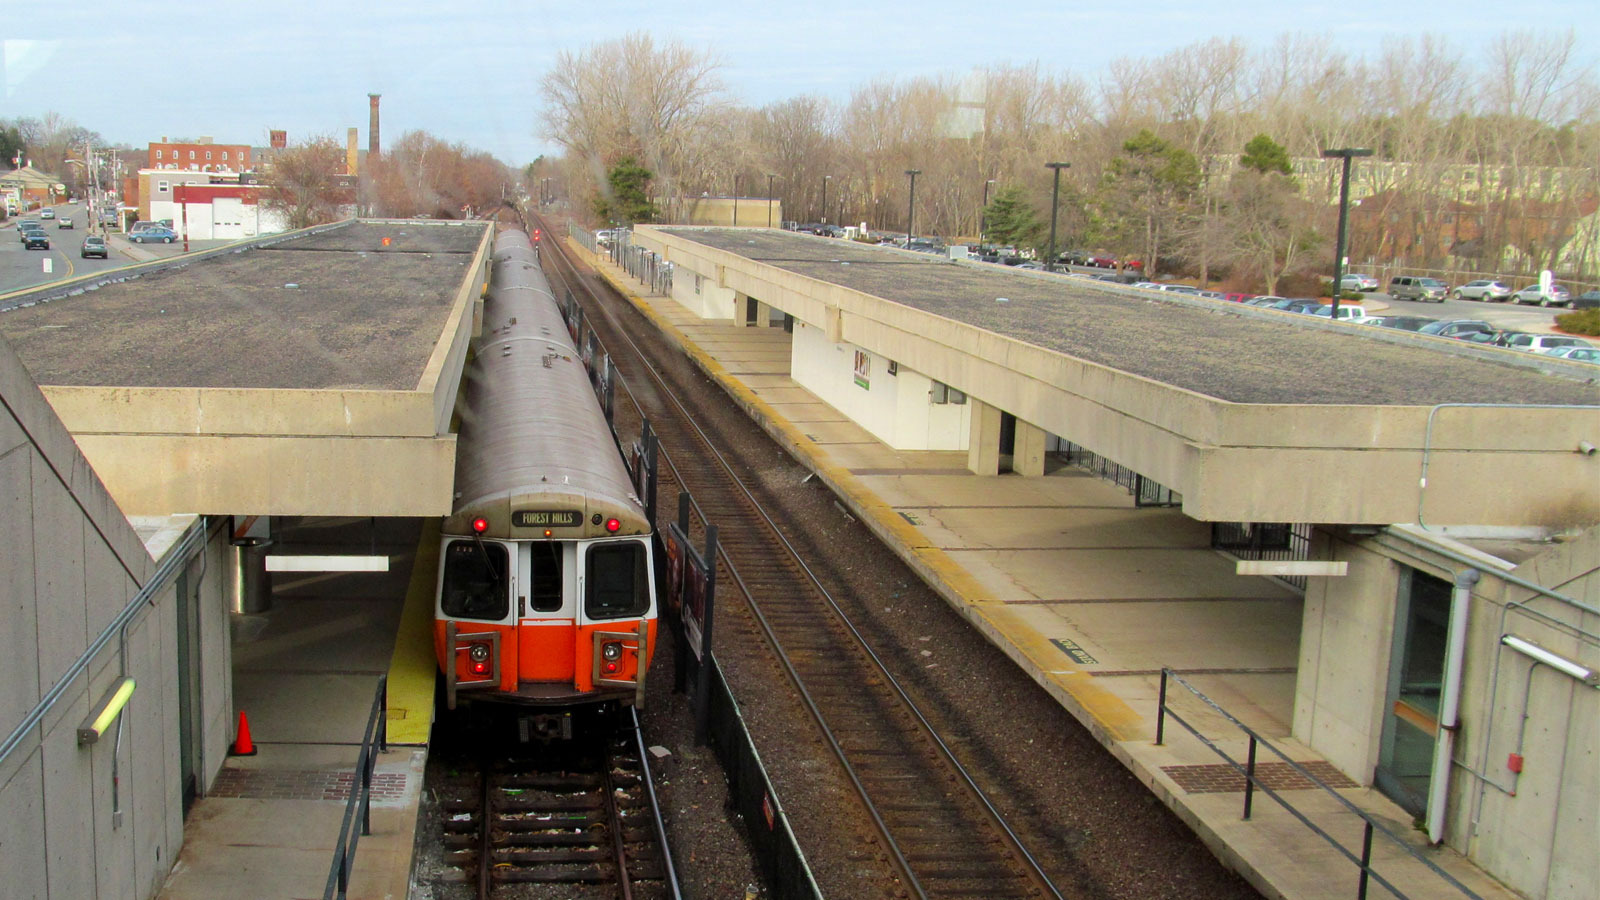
385 518 440 745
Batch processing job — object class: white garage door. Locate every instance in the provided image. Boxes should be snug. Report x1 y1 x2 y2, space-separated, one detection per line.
213 197 245 240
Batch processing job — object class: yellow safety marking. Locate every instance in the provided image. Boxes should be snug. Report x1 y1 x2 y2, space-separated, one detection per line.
385 519 440 744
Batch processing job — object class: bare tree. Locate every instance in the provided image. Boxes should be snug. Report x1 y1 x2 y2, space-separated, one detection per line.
261 137 350 229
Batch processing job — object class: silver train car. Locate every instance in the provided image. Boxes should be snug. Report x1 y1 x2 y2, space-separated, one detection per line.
435 227 656 712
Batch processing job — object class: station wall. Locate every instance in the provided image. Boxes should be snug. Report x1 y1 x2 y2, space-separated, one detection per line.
789 321 968 451
0 336 228 900
1296 526 1598 900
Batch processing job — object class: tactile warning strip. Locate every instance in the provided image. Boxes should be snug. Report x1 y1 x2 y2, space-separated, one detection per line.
1161 761 1358 794
209 768 409 801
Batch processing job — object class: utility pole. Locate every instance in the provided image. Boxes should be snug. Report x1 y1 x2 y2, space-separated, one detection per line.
904 169 920 247
1045 162 1070 272
1322 148 1373 322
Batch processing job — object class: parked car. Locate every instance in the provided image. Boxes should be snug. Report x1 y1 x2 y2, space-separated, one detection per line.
1500 334 1593 353
1374 315 1439 332
1388 275 1449 302
1307 305 1372 322
129 226 177 243
1085 255 1117 268
1195 290 1226 300
129 220 160 234
1340 273 1379 291
39 208 54 220
1244 296 1285 307
80 235 108 259
22 230 50 250
1417 319 1495 339
1509 283 1573 307
1452 280 1513 302
1542 346 1600 363
1223 292 1256 303
57 216 72 229
1270 298 1324 314
1573 290 1600 310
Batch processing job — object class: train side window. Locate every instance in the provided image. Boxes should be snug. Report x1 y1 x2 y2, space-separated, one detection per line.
585 541 648 618
529 542 563 612
441 540 509 620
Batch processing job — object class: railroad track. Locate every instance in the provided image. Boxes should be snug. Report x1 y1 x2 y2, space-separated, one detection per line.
435 707 675 900
530 212 1066 900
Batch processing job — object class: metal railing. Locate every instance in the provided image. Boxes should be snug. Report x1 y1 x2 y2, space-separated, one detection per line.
1056 441 1181 507
1212 522 1313 591
1154 668 1484 900
322 676 389 900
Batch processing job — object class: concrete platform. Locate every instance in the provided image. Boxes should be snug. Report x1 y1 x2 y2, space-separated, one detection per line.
577 240 1524 900
156 517 438 900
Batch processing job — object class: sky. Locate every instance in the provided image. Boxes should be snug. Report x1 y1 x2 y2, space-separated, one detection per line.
4 1 1596 166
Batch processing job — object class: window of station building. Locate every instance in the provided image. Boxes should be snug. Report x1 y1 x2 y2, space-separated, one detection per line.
930 381 967 404
440 540 510 620
585 541 649 618
528 542 563 612
693 273 703 295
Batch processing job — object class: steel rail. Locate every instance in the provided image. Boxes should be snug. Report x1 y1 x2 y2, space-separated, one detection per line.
534 210 1064 900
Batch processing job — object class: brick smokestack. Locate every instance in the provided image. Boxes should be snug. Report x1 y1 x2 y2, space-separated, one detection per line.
368 93 381 159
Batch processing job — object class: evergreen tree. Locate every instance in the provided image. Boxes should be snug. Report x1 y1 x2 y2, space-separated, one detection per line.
593 157 659 224
1239 133 1293 176
981 185 1042 250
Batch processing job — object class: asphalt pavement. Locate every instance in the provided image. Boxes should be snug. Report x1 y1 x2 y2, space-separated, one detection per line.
0 203 236 294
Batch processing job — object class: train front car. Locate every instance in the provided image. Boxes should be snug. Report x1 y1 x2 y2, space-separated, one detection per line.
436 228 656 724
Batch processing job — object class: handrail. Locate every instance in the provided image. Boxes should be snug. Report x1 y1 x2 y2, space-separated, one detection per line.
322 676 389 900
1155 668 1483 900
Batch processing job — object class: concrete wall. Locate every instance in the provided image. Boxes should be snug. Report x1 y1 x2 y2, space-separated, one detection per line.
669 265 737 320
636 226 1600 528
790 321 969 451
665 198 782 228
1296 525 1599 900
0 336 225 900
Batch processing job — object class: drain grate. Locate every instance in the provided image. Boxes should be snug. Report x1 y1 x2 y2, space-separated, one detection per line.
209 768 409 801
1162 761 1357 794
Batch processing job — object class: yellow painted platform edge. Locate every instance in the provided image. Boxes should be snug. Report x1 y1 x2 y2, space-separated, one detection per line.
574 241 1145 741
385 518 440 745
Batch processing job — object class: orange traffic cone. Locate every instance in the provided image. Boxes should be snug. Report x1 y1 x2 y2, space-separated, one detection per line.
230 711 257 756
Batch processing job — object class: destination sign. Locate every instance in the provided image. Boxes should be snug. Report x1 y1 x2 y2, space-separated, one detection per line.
513 509 581 528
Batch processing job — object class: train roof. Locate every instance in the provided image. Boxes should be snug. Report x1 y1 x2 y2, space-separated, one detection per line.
447 230 648 539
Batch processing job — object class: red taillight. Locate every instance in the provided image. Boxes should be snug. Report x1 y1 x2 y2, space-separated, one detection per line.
471 660 489 675
603 661 619 674
472 517 488 533
605 518 621 533
533 228 541 241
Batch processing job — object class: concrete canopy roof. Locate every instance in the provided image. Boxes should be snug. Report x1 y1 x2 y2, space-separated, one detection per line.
638 226 1600 528
0 219 493 517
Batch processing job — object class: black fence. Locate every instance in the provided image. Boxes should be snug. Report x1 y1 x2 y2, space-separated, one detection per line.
322 676 388 900
1155 669 1483 900
1056 441 1181 507
1211 522 1314 591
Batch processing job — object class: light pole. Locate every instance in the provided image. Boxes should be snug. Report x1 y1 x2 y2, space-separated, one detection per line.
766 173 775 228
821 174 830 225
904 169 920 247
980 178 995 247
1322 148 1373 322
733 174 739 226
1044 162 1070 272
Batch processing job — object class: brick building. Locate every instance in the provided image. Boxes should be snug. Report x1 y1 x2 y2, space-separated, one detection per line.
147 137 251 173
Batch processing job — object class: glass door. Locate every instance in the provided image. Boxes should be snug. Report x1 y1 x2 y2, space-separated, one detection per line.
1375 568 1452 816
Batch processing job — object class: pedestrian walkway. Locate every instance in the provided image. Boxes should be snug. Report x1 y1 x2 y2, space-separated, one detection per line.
573 241 1522 900
157 518 438 900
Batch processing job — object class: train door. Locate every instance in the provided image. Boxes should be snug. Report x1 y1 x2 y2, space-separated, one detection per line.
438 536 517 698
574 537 656 693
517 540 577 684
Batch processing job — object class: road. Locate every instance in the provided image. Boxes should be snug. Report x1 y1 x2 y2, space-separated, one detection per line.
1354 291 1568 333
1 203 232 295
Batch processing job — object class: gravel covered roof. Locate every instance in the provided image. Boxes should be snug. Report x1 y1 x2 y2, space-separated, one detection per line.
0 220 487 390
661 228 1600 407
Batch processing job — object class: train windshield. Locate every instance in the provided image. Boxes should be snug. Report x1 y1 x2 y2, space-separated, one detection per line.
441 539 510 620
529 542 563 612
585 541 649 618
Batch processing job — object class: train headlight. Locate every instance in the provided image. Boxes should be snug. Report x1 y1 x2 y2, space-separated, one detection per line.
469 644 490 662
601 642 622 661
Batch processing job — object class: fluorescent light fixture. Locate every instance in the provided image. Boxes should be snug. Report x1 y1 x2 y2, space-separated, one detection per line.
78 677 135 745
1235 560 1348 577
264 555 389 573
1502 635 1598 686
